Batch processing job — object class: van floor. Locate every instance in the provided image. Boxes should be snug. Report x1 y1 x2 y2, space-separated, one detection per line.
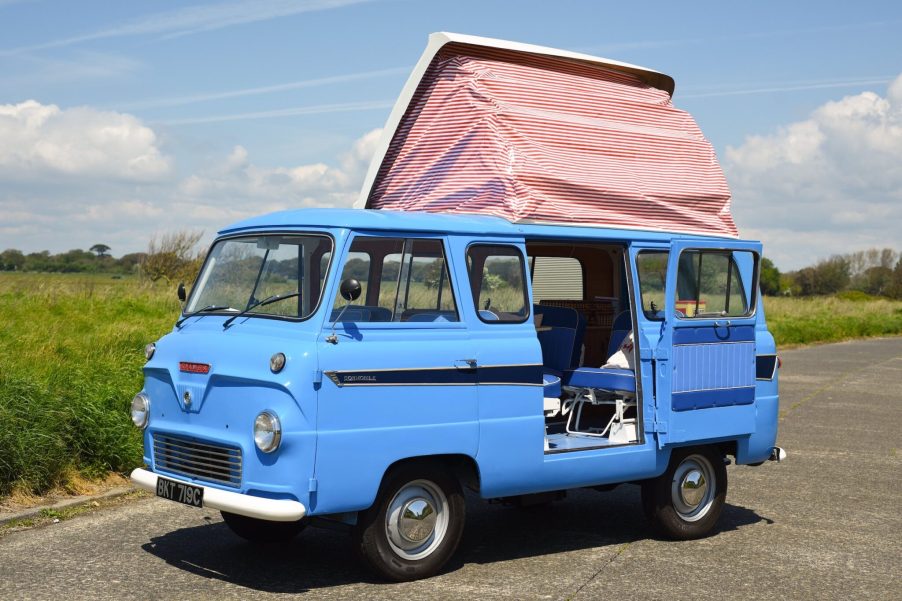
545 432 621 452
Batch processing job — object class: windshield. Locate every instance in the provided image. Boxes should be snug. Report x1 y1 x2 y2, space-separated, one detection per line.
187 234 333 321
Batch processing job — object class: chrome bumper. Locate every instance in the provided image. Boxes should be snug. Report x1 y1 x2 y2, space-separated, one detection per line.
130 468 307 522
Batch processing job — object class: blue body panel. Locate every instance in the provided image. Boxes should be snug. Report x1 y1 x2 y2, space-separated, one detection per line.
136 208 780 516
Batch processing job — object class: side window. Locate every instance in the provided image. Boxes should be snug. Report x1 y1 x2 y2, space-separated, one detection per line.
466 245 529 323
530 256 584 301
333 237 458 323
636 251 668 319
675 250 754 318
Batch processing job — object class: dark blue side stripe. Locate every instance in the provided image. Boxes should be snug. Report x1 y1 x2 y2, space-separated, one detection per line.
673 324 755 345
325 365 542 388
672 386 755 411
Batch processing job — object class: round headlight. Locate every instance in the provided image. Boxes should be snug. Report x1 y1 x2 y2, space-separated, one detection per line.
254 411 282 453
144 342 156 361
270 352 286 373
131 392 150 429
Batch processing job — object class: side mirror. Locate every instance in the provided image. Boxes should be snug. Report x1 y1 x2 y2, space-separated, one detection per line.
340 278 362 302
177 282 186 302
326 278 362 344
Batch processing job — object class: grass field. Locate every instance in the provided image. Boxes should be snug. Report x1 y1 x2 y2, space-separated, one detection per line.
0 272 178 498
764 294 902 346
1 271 901 498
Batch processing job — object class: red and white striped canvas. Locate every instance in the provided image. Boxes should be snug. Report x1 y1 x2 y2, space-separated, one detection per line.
364 43 738 237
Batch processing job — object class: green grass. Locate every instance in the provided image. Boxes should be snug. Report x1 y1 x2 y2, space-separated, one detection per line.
1 271 900 498
0 273 179 496
764 295 902 346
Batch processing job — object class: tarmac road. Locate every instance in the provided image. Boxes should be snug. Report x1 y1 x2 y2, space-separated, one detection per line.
1 337 900 600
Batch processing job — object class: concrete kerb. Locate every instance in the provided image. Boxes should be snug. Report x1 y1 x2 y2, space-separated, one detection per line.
0 485 137 527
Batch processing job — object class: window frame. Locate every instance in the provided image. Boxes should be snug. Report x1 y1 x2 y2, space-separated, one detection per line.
528 254 586 301
635 249 670 322
184 231 335 324
673 247 759 321
465 243 531 325
330 233 463 327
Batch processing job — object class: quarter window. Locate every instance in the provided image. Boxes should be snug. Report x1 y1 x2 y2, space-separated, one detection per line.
530 256 584 301
466 245 529 323
636 251 668 319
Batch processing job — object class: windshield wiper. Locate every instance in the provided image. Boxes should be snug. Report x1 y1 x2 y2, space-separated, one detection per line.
222 292 300 329
176 305 235 327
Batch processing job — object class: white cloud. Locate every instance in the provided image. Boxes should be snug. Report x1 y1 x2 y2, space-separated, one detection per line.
178 128 382 209
0 124 382 255
726 75 902 270
0 100 171 181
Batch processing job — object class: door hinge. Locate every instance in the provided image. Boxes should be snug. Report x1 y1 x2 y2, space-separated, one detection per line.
653 421 668 434
313 370 322 385
308 478 318 493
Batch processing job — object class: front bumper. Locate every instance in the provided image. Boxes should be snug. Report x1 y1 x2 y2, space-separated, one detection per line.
131 468 307 522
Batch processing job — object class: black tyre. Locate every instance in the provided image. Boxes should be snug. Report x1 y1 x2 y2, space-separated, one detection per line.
641 446 727 540
220 511 306 543
353 461 465 582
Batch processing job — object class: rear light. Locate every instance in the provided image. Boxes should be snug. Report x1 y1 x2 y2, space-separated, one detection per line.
179 362 211 374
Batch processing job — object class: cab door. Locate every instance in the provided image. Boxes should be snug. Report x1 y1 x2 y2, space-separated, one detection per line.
313 233 478 514
655 240 761 446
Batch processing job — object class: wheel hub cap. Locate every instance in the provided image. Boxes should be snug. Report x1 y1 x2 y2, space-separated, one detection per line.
398 497 437 543
679 468 707 508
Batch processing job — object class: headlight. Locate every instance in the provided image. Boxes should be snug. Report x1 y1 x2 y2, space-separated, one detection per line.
144 342 156 361
131 392 150 429
254 411 282 453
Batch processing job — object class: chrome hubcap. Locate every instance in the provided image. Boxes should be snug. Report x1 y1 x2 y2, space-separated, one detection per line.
679 469 707 507
398 497 437 543
385 479 449 560
671 454 716 522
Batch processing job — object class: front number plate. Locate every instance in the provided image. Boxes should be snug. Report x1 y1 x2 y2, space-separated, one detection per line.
156 476 204 508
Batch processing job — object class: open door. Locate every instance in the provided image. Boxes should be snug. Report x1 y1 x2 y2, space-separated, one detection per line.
654 240 761 447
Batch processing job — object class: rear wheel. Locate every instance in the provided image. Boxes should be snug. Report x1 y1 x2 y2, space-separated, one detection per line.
641 446 727 540
220 511 306 543
353 461 465 581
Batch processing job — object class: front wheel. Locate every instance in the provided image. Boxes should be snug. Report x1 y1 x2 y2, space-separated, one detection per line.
220 511 306 543
641 446 727 540
353 462 465 581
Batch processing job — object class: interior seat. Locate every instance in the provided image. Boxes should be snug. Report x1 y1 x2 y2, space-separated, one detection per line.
563 311 635 393
533 304 586 397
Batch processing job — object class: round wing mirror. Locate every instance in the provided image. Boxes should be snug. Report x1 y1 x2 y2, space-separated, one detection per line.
177 282 187 302
340 278 362 302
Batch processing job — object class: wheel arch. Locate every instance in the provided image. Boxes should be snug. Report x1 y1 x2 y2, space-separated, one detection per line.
381 453 481 496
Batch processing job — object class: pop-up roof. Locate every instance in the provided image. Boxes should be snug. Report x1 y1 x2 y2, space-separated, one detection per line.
355 32 737 238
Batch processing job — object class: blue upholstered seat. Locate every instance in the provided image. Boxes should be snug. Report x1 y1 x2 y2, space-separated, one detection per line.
560 311 636 394
534 304 586 398
563 367 635 393
543 372 562 398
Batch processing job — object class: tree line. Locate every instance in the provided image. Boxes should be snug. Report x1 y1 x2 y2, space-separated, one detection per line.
0 231 205 284
2 238 901 299
760 248 902 298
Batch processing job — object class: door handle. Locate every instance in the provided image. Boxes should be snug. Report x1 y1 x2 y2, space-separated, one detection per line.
454 358 477 370
714 320 732 327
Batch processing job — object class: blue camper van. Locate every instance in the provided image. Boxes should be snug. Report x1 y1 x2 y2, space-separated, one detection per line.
130 34 784 582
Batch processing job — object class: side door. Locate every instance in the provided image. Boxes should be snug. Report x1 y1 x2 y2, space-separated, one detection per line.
313 233 478 514
656 240 761 446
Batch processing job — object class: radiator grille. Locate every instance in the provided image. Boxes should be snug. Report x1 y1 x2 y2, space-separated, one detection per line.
153 433 242 488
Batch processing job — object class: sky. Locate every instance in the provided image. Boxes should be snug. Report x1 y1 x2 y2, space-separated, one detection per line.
0 0 900 270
